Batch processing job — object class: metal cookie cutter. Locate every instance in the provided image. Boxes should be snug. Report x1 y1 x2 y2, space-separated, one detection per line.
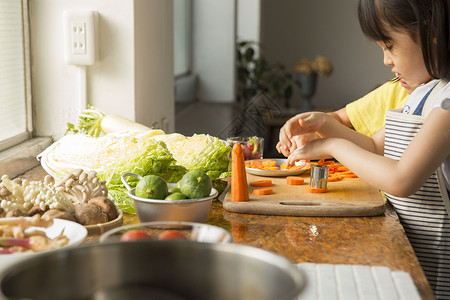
310 165 329 189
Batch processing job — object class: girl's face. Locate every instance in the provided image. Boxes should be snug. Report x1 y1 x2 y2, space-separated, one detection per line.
377 31 431 94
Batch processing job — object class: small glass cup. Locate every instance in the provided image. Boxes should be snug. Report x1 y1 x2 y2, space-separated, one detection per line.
226 136 264 160
310 165 329 189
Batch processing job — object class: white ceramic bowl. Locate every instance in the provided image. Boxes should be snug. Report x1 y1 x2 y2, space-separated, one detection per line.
0 217 87 275
99 221 232 244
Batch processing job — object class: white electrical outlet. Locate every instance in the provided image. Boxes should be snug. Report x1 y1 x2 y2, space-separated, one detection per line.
63 10 98 65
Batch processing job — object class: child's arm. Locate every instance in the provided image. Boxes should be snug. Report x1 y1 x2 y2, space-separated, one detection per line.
287 108 450 197
279 112 379 154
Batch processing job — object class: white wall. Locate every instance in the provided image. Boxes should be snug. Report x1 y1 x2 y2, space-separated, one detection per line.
258 0 393 110
237 0 260 45
29 0 174 140
192 0 236 102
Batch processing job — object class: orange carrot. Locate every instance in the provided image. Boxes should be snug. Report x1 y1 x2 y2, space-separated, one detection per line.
286 176 305 185
246 160 264 169
336 166 349 172
280 162 288 169
307 187 328 193
341 173 358 178
252 188 274 195
288 165 304 170
281 162 307 170
262 160 277 168
231 143 249 202
262 166 279 171
328 165 340 172
327 175 342 182
249 180 273 187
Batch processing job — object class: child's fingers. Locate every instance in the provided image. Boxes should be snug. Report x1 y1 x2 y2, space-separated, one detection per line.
278 128 293 150
290 136 308 153
287 150 304 166
298 112 326 132
276 142 290 157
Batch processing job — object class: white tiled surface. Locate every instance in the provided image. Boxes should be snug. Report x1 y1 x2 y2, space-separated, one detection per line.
296 263 421 300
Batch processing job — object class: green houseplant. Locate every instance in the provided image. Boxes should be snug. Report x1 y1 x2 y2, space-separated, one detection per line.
236 41 294 108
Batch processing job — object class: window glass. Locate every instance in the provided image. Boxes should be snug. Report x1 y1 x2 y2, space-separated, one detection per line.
174 0 190 76
0 0 31 151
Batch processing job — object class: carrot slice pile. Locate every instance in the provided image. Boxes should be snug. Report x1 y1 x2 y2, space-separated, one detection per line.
252 188 274 195
231 143 249 202
280 161 308 170
341 173 358 178
261 160 277 168
245 159 307 171
314 159 358 179
286 176 305 185
327 174 342 182
249 180 273 187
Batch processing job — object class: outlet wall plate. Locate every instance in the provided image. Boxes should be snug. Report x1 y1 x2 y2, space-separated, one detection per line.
63 10 98 65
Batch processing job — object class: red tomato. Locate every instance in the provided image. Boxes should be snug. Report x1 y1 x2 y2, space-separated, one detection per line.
120 230 151 241
158 230 188 240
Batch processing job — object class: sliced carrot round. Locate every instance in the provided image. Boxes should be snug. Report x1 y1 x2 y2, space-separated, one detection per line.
252 188 274 195
327 175 342 182
286 176 305 185
341 173 358 178
249 180 273 187
307 187 328 193
262 160 277 168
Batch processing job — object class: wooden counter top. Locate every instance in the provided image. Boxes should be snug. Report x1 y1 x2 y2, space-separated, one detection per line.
19 166 435 299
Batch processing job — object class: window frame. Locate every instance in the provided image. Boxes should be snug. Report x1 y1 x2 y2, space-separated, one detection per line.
0 0 33 152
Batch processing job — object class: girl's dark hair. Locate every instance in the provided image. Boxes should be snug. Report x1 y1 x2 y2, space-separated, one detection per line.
358 0 450 81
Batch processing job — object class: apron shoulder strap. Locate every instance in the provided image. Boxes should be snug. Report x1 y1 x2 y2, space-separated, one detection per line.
422 80 449 116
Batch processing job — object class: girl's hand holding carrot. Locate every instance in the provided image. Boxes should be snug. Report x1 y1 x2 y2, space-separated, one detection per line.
277 112 330 156
286 138 335 167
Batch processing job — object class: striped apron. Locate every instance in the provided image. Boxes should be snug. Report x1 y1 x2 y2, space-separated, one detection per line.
384 81 450 299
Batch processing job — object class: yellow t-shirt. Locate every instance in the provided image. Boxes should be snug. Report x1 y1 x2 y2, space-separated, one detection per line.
346 81 409 136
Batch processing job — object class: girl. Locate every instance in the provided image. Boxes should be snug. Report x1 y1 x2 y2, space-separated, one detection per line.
277 0 450 298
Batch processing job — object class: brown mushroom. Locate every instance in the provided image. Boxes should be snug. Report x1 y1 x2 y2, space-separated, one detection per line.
0 187 11 197
55 169 108 204
88 196 118 221
42 209 76 222
5 209 26 218
27 206 45 217
73 203 108 225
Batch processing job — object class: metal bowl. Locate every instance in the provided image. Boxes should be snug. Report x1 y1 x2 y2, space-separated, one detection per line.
0 241 305 300
121 173 218 223
99 221 233 244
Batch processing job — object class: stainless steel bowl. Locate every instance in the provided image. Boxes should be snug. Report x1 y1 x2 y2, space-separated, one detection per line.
0 241 305 300
121 173 217 222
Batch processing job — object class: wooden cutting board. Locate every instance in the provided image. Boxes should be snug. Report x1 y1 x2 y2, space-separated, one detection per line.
223 173 385 217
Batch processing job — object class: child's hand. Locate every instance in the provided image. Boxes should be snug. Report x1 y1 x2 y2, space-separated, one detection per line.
278 112 329 155
276 134 312 157
286 138 333 166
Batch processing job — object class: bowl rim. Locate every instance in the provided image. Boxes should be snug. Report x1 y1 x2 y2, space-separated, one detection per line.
0 240 305 300
128 184 218 204
99 221 233 243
